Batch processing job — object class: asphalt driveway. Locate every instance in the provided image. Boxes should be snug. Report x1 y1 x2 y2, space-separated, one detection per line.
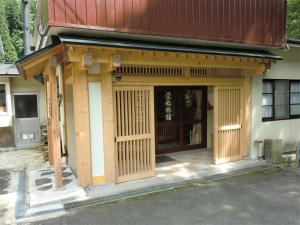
27 168 300 225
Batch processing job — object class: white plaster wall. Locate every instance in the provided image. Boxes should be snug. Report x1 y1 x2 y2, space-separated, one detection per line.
0 77 13 127
9 77 47 125
88 82 105 178
65 85 77 174
251 46 300 158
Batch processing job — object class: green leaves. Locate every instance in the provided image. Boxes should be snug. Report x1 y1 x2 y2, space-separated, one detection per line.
287 0 300 39
0 0 36 63
0 0 18 62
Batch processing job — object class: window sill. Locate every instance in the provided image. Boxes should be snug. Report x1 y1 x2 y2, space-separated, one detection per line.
262 116 300 122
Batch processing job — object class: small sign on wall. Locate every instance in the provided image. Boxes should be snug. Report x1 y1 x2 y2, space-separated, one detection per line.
22 133 34 140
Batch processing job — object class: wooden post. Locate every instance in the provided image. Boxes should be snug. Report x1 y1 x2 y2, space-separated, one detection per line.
45 78 54 165
72 63 92 187
242 72 252 157
43 71 54 165
49 67 63 187
101 63 116 183
213 86 219 164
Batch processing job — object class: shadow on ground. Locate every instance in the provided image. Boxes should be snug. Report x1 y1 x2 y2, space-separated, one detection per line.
26 168 300 225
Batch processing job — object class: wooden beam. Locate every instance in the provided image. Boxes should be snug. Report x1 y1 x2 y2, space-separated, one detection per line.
65 44 271 72
101 63 116 183
66 46 110 64
112 76 245 86
49 67 63 187
72 63 92 187
21 44 64 79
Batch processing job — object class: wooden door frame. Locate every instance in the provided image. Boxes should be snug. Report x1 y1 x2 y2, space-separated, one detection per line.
154 86 207 155
213 86 243 164
113 85 155 183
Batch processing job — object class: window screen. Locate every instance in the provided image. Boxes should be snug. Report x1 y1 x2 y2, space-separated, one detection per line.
14 95 38 118
0 84 6 113
290 81 300 116
262 79 300 121
262 81 273 119
274 80 289 119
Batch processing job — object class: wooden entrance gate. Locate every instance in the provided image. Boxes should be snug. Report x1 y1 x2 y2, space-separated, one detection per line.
213 86 243 164
113 86 155 183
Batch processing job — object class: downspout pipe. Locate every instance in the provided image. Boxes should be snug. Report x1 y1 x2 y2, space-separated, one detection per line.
22 0 31 56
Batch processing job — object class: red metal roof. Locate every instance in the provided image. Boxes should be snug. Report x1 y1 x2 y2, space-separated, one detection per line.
44 0 287 47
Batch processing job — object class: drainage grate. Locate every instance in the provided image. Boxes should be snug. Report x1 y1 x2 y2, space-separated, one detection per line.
15 169 27 219
64 184 175 210
64 164 273 210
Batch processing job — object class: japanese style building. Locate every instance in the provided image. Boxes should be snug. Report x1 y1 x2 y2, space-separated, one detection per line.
16 0 288 187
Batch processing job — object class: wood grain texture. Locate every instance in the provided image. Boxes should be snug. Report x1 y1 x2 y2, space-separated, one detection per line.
101 64 116 183
213 86 243 165
72 63 92 187
44 75 54 165
49 67 63 187
113 86 155 183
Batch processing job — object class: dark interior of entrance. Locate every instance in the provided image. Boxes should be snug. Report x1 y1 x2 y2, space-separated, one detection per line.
155 86 207 155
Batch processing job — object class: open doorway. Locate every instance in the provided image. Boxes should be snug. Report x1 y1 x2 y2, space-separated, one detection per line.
155 86 207 155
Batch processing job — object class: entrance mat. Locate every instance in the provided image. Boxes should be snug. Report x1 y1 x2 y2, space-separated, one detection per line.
156 155 176 164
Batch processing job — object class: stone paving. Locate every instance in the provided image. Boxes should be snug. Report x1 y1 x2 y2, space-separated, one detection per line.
0 148 46 225
28 165 85 208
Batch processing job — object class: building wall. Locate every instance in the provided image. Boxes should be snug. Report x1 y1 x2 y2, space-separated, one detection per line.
88 82 105 183
0 77 13 147
0 77 13 128
65 84 77 174
10 77 47 125
251 46 300 158
45 0 286 47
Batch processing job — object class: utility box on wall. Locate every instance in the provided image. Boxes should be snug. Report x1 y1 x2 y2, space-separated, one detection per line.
264 139 283 164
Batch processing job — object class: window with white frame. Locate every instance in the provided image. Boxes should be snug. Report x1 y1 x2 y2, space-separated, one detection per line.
0 83 6 113
262 79 300 121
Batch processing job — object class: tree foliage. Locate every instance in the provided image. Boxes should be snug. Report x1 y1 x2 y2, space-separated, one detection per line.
0 0 36 63
287 0 300 40
0 0 18 62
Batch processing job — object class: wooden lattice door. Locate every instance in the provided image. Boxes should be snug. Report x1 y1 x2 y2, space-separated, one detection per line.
213 86 243 164
113 86 155 183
